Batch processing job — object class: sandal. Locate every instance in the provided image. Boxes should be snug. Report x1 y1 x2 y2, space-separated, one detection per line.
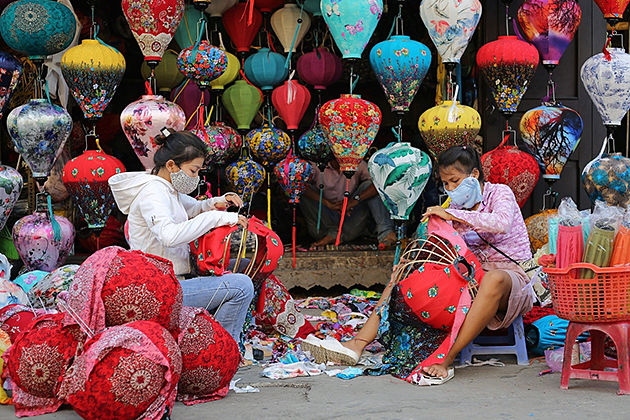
415 368 455 386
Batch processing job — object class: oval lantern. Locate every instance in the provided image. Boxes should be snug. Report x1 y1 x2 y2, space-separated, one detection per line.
271 4 311 53
519 103 583 181
593 0 630 25
255 0 284 13
225 157 266 207
418 100 481 157
0 166 22 232
297 124 334 168
177 41 228 89
0 51 22 119
222 80 263 130
0 0 77 60
222 3 262 54
210 50 240 90
321 0 383 59
476 36 539 119
244 48 289 91
581 47 630 127
174 3 204 50
297 47 343 91
246 124 291 168
120 95 186 170
206 0 237 17
62 150 126 230
420 0 482 65
271 79 311 131
7 99 72 181
141 50 185 94
517 0 581 72
61 39 126 121
274 156 312 204
122 0 184 67
583 152 630 208
192 121 243 166
369 35 432 114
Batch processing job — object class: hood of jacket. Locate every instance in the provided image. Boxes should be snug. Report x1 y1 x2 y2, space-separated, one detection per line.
109 172 175 214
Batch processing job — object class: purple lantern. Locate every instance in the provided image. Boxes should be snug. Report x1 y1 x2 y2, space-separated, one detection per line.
297 48 343 92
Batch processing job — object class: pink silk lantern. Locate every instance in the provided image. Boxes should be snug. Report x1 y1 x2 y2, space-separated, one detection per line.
297 48 343 92
271 79 311 132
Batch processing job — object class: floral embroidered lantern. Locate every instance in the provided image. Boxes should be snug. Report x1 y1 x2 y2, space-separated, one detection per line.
271 3 311 53
583 152 630 208
297 124 334 168
0 304 40 342
222 3 262 55
225 156 266 207
593 0 630 25
244 48 289 91
192 121 243 166
271 79 311 132
0 165 23 231
177 41 228 89
27 264 79 309
418 100 481 157
222 80 263 130
210 50 240 90
246 124 291 168
206 0 237 17
141 50 185 94
297 47 343 92
0 51 22 118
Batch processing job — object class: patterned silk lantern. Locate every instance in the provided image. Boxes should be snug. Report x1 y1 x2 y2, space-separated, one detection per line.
581 47 630 127
272 79 311 131
0 0 77 60
222 80 263 130
173 4 203 50
0 51 22 118
517 0 581 71
62 150 125 230
206 0 237 17
246 124 291 167
369 35 431 114
244 48 289 91
297 124 334 167
122 0 184 66
0 166 22 232
210 50 240 90
177 41 228 89
418 100 481 157
593 0 630 25
583 152 630 208
520 104 583 180
7 99 72 180
321 0 383 59
141 50 185 94
420 0 482 65
121 95 186 170
297 47 343 91
476 36 539 118
192 122 243 166
271 4 311 53
225 157 266 207
222 3 262 54
61 39 126 121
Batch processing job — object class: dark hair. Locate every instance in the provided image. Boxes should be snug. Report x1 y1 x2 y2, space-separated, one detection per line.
151 128 208 175
437 145 485 183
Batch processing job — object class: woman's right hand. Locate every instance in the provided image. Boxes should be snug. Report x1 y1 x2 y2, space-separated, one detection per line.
237 215 248 229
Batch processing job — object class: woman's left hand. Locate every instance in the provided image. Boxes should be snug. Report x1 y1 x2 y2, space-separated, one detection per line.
214 193 243 210
423 206 455 221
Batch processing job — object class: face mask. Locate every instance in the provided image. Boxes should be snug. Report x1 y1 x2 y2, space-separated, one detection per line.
446 176 483 209
170 169 199 195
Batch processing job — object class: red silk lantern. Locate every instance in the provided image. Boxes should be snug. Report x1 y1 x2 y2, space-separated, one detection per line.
271 79 311 132
223 3 263 54
255 0 285 12
594 0 630 25
297 48 343 91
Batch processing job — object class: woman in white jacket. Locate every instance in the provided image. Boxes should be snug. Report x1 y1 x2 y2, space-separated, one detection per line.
109 128 254 341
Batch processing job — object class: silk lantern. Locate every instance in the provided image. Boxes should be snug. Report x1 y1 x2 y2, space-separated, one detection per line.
272 79 311 131
122 0 184 67
517 0 581 72
174 3 203 50
222 3 262 54
121 95 186 170
0 51 22 119
519 104 583 181
297 47 343 92
7 99 72 181
369 35 431 114
321 0 383 59
141 50 185 94
0 166 22 232
206 0 237 17
225 157 266 207
476 36 539 118
192 121 243 166
583 152 630 208
246 124 291 168
419 0 482 65
0 0 77 60
244 48 289 91
593 0 630 25
271 4 311 53
210 50 240 90
177 41 228 89
418 100 481 157
61 39 126 121
222 80 263 130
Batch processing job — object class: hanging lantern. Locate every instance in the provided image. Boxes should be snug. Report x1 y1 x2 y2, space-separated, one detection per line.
418 100 481 157
517 0 581 72
581 47 630 127
120 95 186 170
246 124 291 168
177 41 228 89
593 0 630 26
222 3 262 55
7 99 72 181
206 0 237 17
122 0 185 67
255 0 284 13
192 122 243 166
173 3 204 50
0 0 77 61
476 36 539 119
297 47 343 92
141 50 185 94
0 166 22 232
0 51 22 119
210 50 240 90
61 39 126 121
222 80 263 130
302 0 321 16
321 0 383 59
274 155 312 205
297 124 334 167
369 35 432 114
271 79 311 131
583 153 630 208
244 48 289 91
225 157 266 207
420 0 482 66
271 4 311 53
520 103 583 181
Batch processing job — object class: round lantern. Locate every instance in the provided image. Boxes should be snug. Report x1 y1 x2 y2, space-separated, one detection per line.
581 47 630 127
61 39 126 121
173 3 203 50
222 3 262 54
225 157 266 207
594 0 630 25
177 307 239 404
141 50 185 94
297 47 343 92
192 121 243 166
321 0 383 59
583 153 630 208
0 304 39 342
525 209 557 252
206 0 237 17
297 124 334 168
418 100 481 157
0 279 29 310
210 50 240 90
120 95 186 170
244 48 289 91
255 0 284 13
222 80 263 130
271 4 311 53
13 270 47 293
27 264 79 309
122 0 184 67
272 79 311 131
59 321 182 420
0 0 77 60
519 104 583 180
0 165 23 232
476 36 539 118
246 124 291 168
7 99 72 181
369 35 432 114
177 41 228 89
274 156 312 204
62 150 126 230
420 0 482 65
0 51 22 118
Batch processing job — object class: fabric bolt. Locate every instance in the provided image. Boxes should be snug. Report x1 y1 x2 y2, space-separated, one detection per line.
610 225 630 266
581 225 616 278
548 217 559 255
556 225 584 269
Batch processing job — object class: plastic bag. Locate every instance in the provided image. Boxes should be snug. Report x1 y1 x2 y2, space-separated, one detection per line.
557 197 582 227
623 207 630 229
590 200 624 233
580 209 591 245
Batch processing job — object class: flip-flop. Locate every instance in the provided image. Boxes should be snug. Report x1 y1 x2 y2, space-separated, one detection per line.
416 368 455 386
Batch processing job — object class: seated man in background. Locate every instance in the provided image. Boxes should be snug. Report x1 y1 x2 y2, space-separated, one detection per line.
300 159 396 248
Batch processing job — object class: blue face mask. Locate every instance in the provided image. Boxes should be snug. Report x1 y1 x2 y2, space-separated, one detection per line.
446 176 483 209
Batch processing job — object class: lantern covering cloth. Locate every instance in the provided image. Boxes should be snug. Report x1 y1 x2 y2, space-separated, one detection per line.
177 41 228 89
225 157 266 207
13 270 47 294
582 152 630 208
0 165 23 232
0 51 22 119
0 279 29 310
210 50 240 90
190 225 239 276
296 47 343 90
246 124 292 167
192 122 243 166
418 100 481 157
0 304 42 342
206 0 237 17
27 264 79 309
272 80 311 131
222 3 262 53
525 209 557 252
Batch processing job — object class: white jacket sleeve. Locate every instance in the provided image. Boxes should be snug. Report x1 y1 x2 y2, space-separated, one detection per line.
180 194 234 218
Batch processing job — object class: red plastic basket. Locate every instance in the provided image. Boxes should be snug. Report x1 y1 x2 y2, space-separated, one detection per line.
543 263 630 322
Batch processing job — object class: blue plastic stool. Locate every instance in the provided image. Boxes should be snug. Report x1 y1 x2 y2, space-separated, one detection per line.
459 315 529 366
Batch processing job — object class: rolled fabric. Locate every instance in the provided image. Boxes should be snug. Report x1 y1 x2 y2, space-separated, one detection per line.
581 225 616 278
548 217 559 255
610 225 630 266
556 225 584 269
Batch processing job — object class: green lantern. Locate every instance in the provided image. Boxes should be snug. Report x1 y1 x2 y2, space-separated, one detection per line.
222 80 262 130
141 50 185 94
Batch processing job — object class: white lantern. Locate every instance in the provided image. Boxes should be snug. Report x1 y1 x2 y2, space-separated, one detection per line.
271 4 311 53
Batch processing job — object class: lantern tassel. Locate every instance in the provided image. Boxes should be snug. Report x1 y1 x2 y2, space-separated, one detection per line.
393 223 403 266
335 179 350 247
47 194 62 243
292 205 297 269
144 80 154 96
317 172 324 233
267 173 272 228
603 36 612 61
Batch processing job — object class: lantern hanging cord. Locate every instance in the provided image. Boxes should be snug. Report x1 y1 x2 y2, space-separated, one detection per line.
285 3 305 69
90 5 97 40
391 125 402 143
205 105 215 126
546 78 556 104
349 66 359 95
505 5 510 36
387 4 403 39
195 14 208 46
172 79 191 103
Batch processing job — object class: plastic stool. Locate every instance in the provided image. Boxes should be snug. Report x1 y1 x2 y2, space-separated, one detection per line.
561 320 630 395
459 315 529 365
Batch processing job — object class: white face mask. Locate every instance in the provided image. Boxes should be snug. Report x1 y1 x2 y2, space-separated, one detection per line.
170 169 199 195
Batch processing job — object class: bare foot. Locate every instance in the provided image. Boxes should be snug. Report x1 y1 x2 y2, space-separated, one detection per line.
341 338 365 356
310 235 336 249
423 362 450 378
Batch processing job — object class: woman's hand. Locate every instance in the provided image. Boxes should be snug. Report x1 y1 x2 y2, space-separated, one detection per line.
214 193 244 210
422 206 456 221
237 214 249 229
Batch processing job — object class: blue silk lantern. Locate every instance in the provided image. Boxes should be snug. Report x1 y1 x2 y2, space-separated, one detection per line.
321 0 383 59
243 48 288 91
0 51 22 119
0 0 77 60
369 35 431 114
297 124 334 169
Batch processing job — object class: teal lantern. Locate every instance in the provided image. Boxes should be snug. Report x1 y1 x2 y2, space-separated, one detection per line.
174 3 204 50
0 0 77 61
243 48 288 91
